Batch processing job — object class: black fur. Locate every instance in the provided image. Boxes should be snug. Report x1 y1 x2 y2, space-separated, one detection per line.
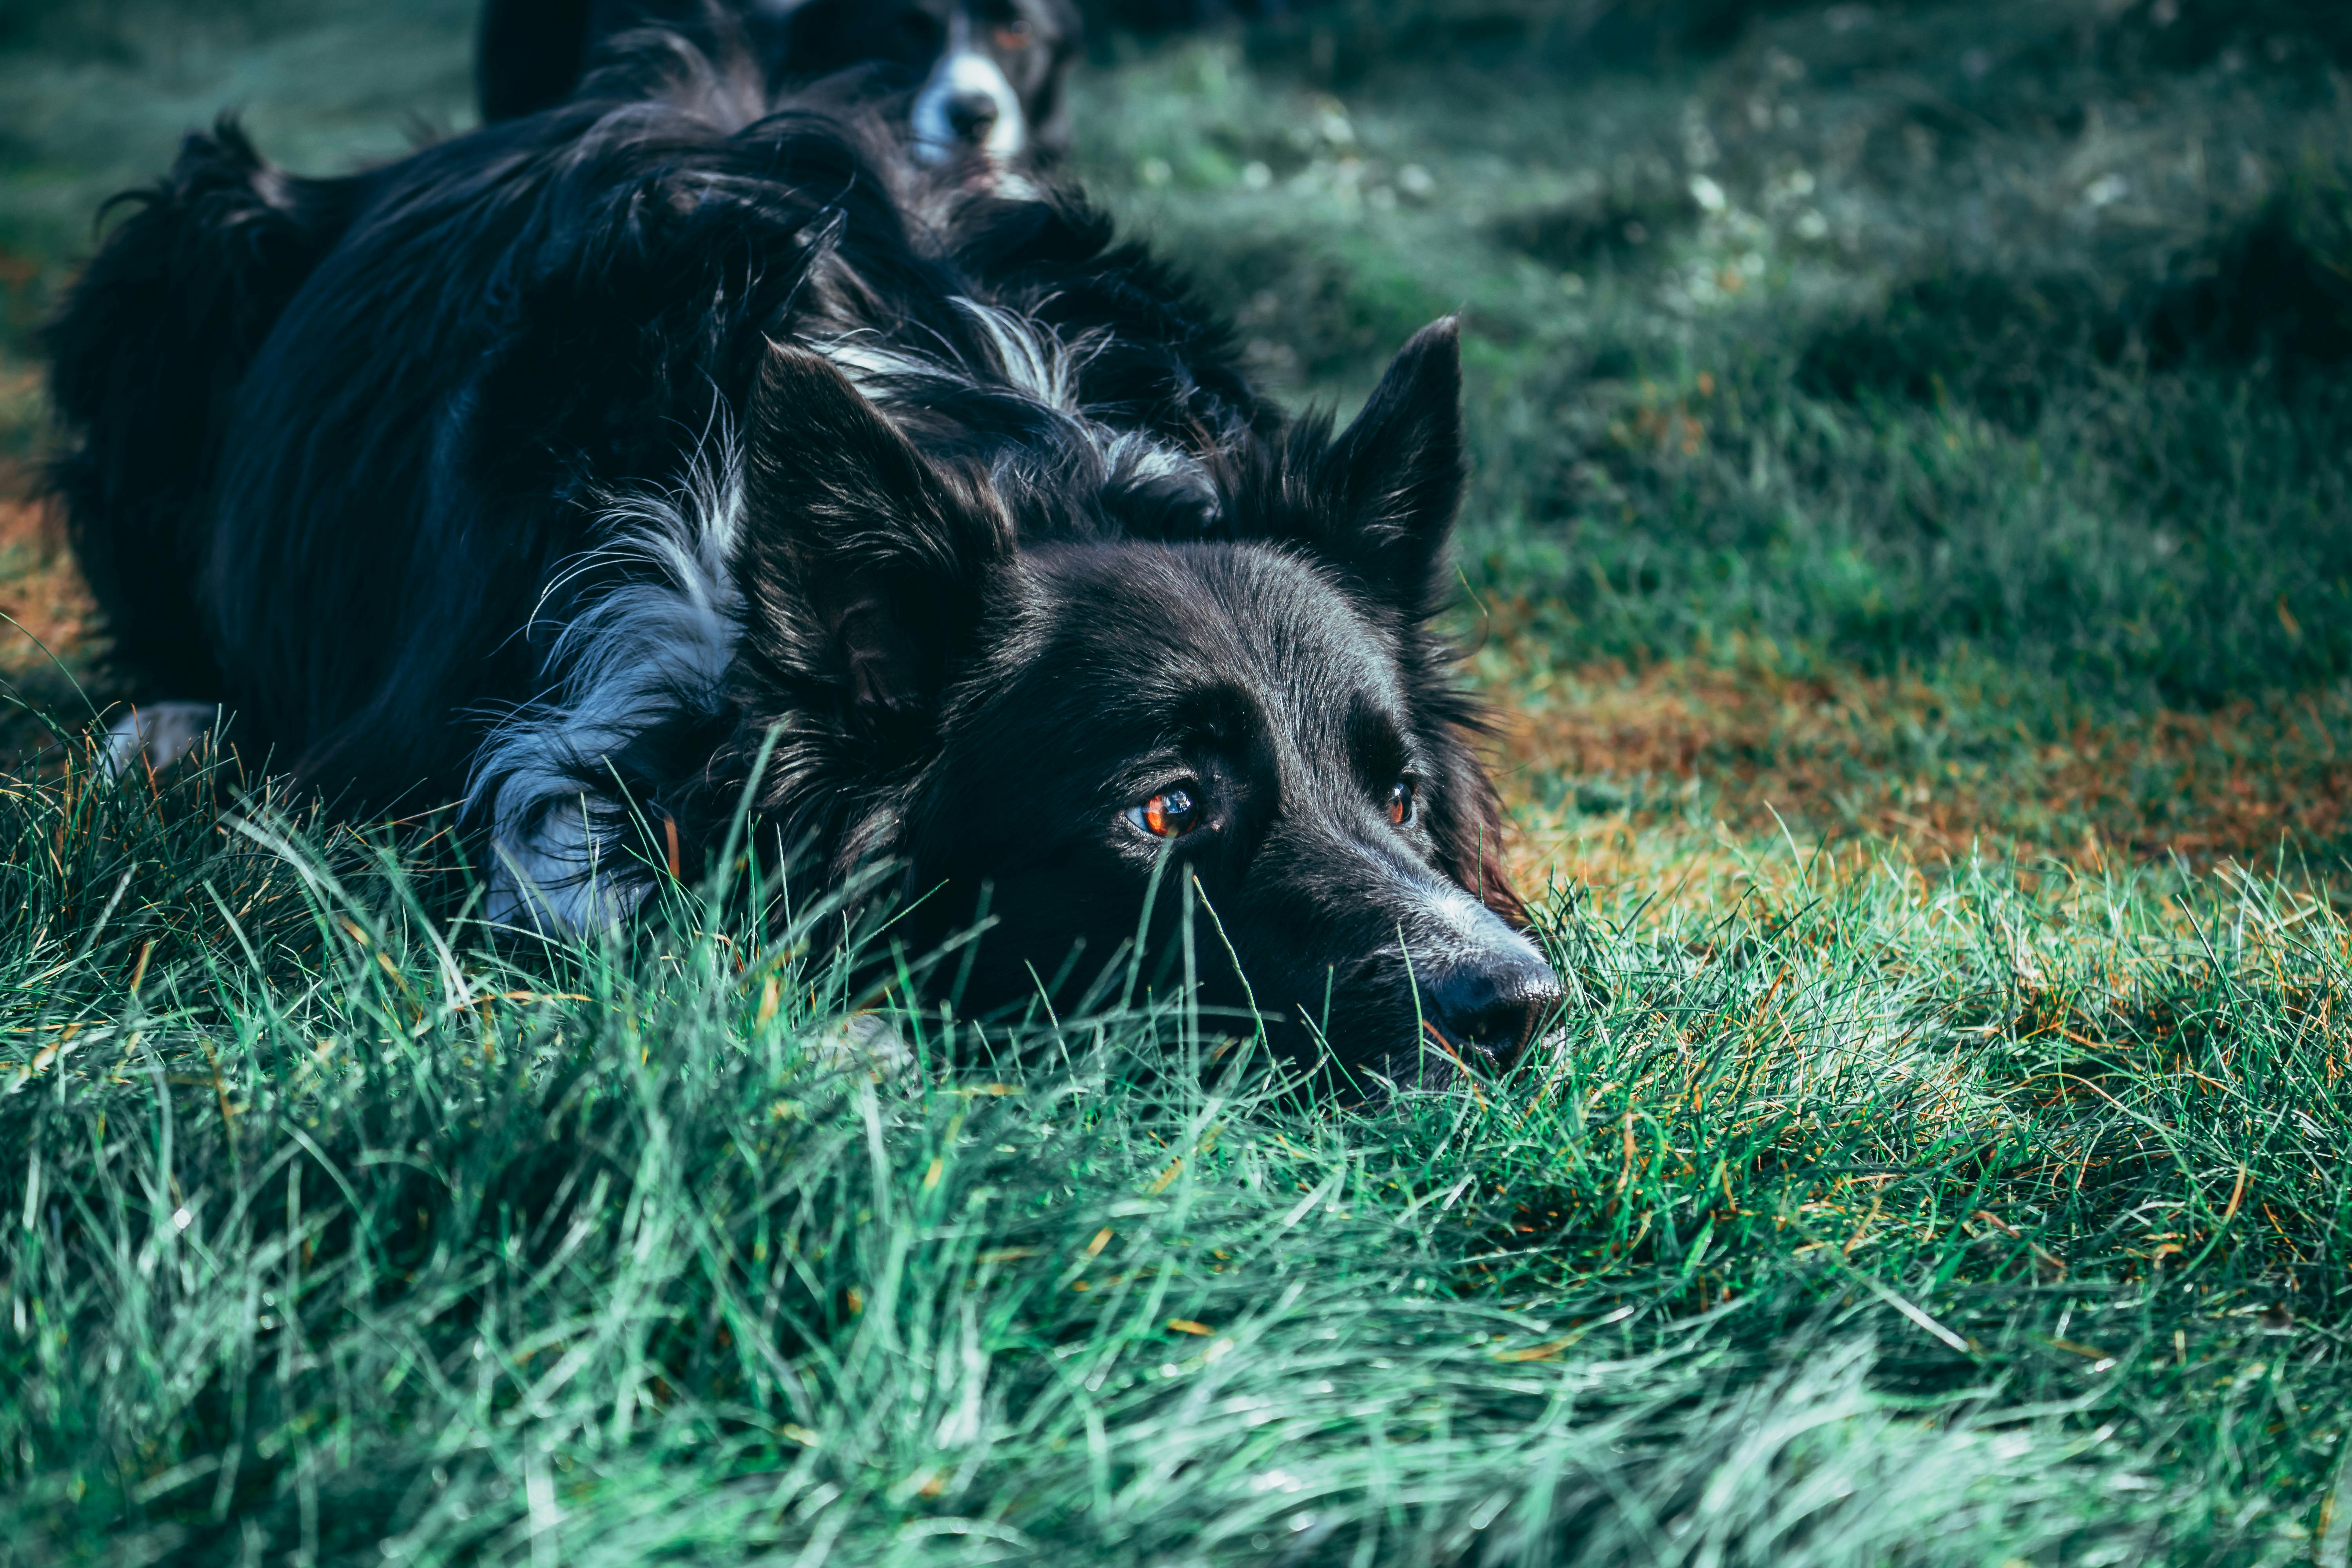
477 0 598 122
46 31 1558 1082
478 0 783 124
45 120 360 694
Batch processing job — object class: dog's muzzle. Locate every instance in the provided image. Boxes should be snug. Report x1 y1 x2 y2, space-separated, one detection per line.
911 30 1027 164
1419 936 1564 1068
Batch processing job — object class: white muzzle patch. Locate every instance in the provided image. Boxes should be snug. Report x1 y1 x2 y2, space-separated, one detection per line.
911 14 1027 164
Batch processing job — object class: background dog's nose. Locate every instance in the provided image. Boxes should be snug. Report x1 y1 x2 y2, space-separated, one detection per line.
943 91 1000 142
1425 945 1564 1067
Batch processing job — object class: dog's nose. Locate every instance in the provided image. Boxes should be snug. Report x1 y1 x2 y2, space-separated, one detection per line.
1423 944 1563 1067
943 91 1000 142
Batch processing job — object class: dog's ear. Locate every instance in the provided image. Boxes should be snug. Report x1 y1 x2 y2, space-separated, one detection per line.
1279 316 1465 621
736 345 1011 748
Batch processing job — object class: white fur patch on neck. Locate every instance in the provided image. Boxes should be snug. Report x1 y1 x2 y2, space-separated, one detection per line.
468 445 744 935
959 299 1079 407
814 301 1213 506
817 299 1081 412
1098 428 1203 487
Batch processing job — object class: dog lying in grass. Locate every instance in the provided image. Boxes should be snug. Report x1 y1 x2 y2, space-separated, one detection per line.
44 26 1559 1084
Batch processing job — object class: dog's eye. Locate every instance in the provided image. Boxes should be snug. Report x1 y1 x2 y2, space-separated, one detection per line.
1386 777 1417 826
994 19 1033 48
1126 786 1201 838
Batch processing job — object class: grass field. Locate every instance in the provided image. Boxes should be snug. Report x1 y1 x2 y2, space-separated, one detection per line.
3 1 2351 1562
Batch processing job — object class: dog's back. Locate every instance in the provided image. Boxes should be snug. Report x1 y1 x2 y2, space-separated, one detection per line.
45 122 359 696
53 37 1255 806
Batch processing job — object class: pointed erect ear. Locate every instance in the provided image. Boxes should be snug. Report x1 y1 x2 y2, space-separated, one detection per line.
1300 316 1466 619
736 345 1011 745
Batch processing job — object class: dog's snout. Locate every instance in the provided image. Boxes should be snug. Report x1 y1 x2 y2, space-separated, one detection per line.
943 91 1001 141
1425 944 1563 1066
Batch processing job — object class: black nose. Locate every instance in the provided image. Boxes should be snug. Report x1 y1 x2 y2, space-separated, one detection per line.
944 92 1000 141
1423 944 1563 1067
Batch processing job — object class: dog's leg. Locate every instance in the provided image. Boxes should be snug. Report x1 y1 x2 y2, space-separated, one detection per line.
484 793 653 935
806 1011 915 1078
101 701 221 779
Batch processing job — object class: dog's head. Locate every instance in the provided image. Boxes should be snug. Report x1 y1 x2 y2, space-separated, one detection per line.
780 0 1083 165
723 317 1561 1086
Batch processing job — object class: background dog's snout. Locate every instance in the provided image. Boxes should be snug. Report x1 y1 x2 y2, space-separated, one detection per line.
943 91 1000 142
1425 945 1563 1066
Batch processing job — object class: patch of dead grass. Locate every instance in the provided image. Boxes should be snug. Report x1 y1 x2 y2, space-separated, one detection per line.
0 477 94 675
1486 642 2352 913
1494 649 2348 855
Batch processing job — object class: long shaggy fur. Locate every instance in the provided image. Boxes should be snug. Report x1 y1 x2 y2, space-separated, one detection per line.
46 27 1553 1078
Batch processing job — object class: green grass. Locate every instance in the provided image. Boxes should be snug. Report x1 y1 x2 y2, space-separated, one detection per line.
4 740 2348 1564
1077 0 2352 709
4 0 2352 1561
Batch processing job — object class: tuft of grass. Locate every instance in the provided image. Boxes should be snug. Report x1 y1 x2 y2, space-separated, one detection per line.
4 741 2349 1565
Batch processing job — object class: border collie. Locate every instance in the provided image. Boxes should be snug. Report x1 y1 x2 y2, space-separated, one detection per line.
476 0 1082 170
46 29 1560 1084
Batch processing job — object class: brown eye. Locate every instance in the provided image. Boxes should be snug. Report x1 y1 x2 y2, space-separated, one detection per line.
994 19 1033 48
1127 786 1200 838
1387 777 1416 826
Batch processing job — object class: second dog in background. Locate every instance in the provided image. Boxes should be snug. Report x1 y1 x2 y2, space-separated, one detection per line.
477 0 1082 168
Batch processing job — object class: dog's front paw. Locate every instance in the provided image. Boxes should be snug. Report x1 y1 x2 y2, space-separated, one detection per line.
102 702 220 778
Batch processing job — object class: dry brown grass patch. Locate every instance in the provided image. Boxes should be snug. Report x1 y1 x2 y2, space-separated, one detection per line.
1490 649 2352 893
0 482 94 673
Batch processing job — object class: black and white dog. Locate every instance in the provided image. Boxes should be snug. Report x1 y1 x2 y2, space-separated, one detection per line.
477 0 1082 169
48 28 1559 1082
